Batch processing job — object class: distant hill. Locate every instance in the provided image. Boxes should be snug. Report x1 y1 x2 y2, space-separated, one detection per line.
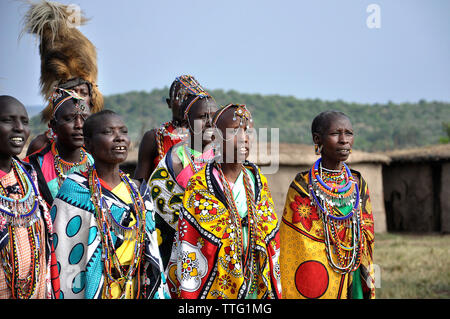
26 105 43 118
29 88 450 152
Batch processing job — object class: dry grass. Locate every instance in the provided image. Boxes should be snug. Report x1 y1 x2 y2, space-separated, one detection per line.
374 233 450 299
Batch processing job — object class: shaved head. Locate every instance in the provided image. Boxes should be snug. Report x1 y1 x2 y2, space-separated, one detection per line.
0 95 25 110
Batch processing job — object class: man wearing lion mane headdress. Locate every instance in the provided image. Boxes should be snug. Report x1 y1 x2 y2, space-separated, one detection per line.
22 0 103 208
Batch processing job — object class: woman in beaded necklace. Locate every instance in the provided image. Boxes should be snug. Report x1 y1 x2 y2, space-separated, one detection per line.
176 104 282 299
134 75 209 181
51 110 169 299
24 88 94 207
0 95 59 299
148 92 217 297
279 110 375 299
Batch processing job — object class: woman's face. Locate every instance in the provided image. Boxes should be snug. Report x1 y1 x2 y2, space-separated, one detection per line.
216 108 253 164
187 98 218 148
85 114 130 165
0 100 30 157
315 115 354 165
72 83 91 107
52 100 91 150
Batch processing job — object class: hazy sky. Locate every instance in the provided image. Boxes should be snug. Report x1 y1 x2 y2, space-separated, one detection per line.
1 0 449 106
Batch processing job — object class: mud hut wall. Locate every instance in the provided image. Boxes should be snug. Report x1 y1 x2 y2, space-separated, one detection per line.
351 163 387 234
383 163 436 232
441 163 450 233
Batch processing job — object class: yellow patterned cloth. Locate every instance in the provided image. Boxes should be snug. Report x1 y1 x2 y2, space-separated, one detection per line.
279 169 375 299
106 181 137 299
174 162 282 299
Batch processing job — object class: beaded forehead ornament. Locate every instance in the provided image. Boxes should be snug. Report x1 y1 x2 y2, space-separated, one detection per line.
51 87 87 119
212 104 253 128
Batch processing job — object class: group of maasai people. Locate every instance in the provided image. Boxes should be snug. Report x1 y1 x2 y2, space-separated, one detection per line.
0 1 375 299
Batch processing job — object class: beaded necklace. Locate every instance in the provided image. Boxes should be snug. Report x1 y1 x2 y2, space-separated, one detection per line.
51 141 90 187
181 145 212 174
88 166 147 299
310 158 356 208
156 121 187 161
1 223 42 299
0 159 42 299
0 159 40 228
308 158 362 274
215 164 259 295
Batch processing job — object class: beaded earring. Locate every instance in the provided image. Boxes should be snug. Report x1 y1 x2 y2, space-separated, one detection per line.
314 144 322 155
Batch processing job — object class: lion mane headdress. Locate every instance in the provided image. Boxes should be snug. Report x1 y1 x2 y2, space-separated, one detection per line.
22 0 103 123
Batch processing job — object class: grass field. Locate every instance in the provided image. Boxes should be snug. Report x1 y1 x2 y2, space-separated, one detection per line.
374 232 450 299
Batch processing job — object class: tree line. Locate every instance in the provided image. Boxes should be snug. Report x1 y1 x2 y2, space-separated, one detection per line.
30 88 450 152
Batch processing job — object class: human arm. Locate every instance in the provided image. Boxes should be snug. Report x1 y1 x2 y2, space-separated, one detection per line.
26 133 50 156
134 129 158 181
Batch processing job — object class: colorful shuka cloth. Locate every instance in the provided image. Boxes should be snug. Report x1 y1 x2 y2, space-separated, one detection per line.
51 171 170 299
153 122 184 170
0 159 60 299
147 144 214 297
279 169 375 299
24 142 94 207
175 162 282 299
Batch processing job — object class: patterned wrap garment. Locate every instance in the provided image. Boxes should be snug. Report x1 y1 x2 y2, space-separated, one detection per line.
147 144 214 298
24 143 94 207
153 122 184 170
279 169 375 299
0 159 60 299
51 171 170 299
175 162 282 299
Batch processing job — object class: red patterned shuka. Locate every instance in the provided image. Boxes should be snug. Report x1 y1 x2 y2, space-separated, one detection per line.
153 122 184 169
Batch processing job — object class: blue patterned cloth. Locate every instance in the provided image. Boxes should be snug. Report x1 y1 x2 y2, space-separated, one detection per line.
51 171 170 299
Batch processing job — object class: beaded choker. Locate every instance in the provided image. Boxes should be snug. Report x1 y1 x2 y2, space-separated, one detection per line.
51 142 90 187
215 164 259 295
88 166 147 299
308 158 362 274
309 158 357 209
0 159 40 228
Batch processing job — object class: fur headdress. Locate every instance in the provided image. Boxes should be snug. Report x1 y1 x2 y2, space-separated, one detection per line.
22 0 103 123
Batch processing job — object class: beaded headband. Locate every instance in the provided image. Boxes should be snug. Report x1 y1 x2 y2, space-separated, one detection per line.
172 75 211 119
212 103 253 128
51 87 87 119
175 75 209 98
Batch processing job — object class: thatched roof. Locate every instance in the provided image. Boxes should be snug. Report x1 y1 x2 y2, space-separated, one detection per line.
385 144 450 163
248 143 390 166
